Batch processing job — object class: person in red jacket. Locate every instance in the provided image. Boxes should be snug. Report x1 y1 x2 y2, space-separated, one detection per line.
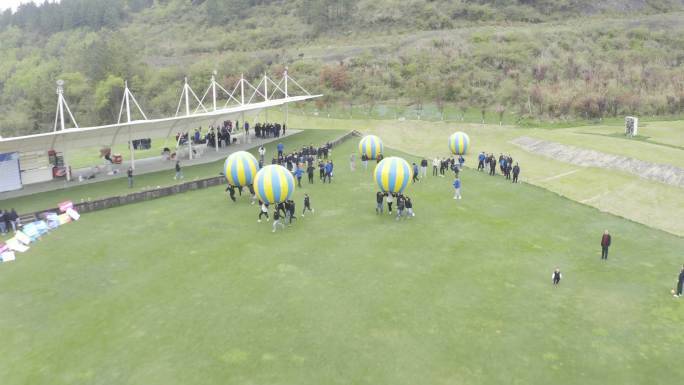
601 230 612 260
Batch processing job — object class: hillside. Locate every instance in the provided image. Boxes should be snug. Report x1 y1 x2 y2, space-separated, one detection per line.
1 0 684 135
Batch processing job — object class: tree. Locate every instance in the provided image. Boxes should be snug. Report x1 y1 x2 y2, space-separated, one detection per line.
495 104 505 125
320 64 350 92
94 75 125 123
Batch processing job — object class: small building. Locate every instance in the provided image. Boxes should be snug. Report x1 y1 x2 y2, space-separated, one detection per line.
625 116 638 137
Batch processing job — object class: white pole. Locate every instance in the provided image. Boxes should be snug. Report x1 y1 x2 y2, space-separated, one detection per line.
212 73 220 151
240 74 245 105
125 81 135 170
212 71 217 111
284 68 289 127
184 77 192 160
59 93 66 132
212 73 219 151
284 68 288 98
129 126 135 170
53 97 60 132
264 74 269 123
125 81 131 123
184 77 190 116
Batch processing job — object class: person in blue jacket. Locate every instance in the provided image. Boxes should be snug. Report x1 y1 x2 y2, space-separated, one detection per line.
294 166 304 187
453 177 462 200
277 142 284 157
412 163 419 183
477 152 486 171
324 161 333 183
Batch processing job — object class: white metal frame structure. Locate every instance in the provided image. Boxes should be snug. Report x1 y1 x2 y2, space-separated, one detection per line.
53 80 79 132
0 69 321 181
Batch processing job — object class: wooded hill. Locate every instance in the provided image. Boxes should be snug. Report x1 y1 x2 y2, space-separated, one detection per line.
1 0 684 135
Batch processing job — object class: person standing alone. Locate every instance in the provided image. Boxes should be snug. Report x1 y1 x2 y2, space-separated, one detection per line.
600 230 611 260
512 163 520 183
375 191 384 214
673 265 684 298
174 161 183 180
453 177 462 200
127 166 134 188
552 268 562 286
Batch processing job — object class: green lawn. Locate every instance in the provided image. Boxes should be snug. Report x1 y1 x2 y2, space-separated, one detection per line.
1 137 683 385
67 143 164 170
267 112 684 236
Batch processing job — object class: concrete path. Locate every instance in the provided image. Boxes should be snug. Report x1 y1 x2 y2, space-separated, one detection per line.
512 136 684 188
0 130 300 200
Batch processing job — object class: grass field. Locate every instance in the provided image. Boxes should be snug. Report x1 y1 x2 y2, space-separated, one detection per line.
271 111 684 236
1 135 683 385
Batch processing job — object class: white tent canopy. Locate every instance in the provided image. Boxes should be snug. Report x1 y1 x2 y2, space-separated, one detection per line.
1 70 319 153
0 94 318 154
0 70 321 184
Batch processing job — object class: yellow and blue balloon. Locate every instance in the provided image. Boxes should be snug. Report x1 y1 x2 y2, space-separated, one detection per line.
253 164 295 205
358 135 384 160
224 151 259 187
374 156 412 193
449 131 470 155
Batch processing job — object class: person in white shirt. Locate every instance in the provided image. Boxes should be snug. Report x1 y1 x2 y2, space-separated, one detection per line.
386 193 394 215
432 158 440 176
258 146 266 162
258 201 269 222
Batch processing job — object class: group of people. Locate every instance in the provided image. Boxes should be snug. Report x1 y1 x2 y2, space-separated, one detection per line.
432 156 465 178
257 194 314 233
478 152 520 183
204 125 233 148
255 142 336 187
375 192 415 220
253 122 285 139
260 142 332 167
225 183 257 204
172 120 290 150
358 153 384 170
225 139 340 232
0 208 19 234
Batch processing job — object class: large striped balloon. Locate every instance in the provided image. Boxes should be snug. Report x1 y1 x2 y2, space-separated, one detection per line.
253 164 295 205
449 131 470 155
358 135 384 160
224 151 259 187
374 156 412 193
